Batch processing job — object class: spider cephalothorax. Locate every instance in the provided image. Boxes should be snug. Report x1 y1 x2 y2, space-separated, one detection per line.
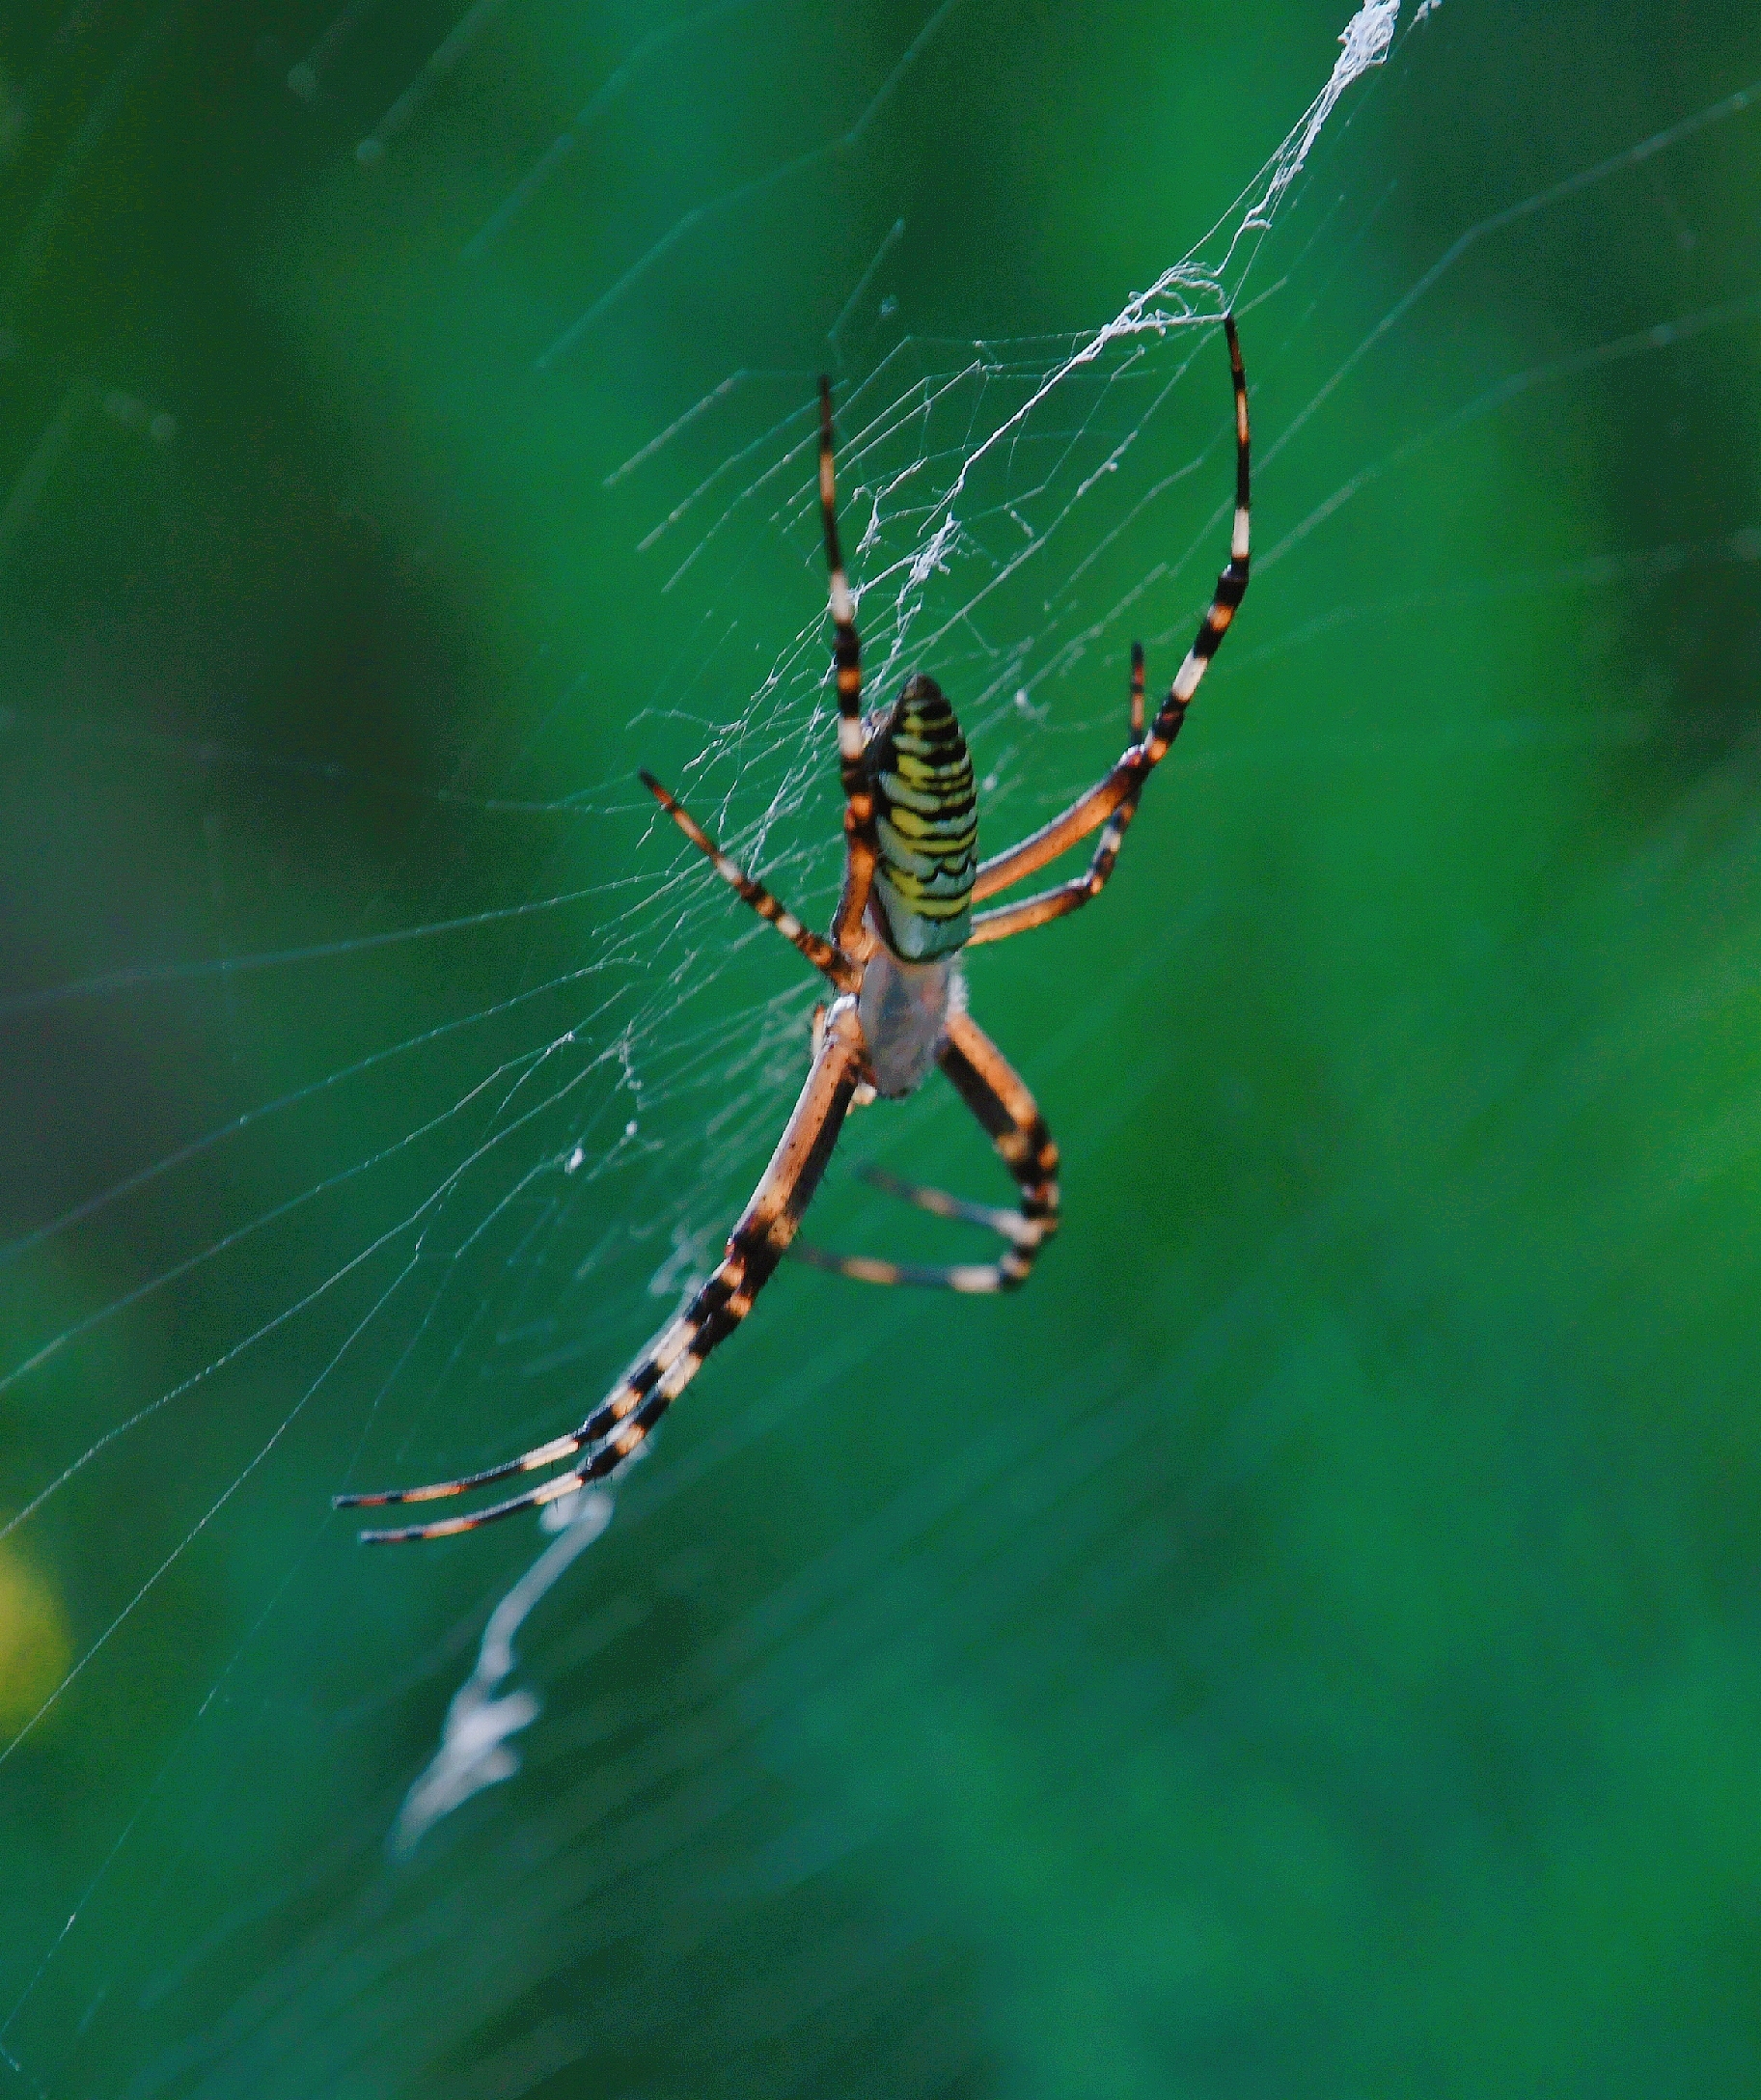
864 673 977 962
338 318 1250 1541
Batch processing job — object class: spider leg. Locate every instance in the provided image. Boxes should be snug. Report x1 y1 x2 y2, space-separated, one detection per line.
640 769 857 990
965 651 1149 947
334 1428 592 1511
789 1009 1059 1295
817 376 882 958
968 317 1250 932
811 999 875 1106
338 1001 867 1541
856 1164 1034 1240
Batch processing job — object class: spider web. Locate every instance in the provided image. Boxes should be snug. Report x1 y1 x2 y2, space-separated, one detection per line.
2 0 1758 2093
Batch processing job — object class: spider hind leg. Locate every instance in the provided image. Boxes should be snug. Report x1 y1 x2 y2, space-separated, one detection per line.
966 316 1250 943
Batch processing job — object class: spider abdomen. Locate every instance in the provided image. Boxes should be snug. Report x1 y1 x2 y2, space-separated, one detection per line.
867 674 976 961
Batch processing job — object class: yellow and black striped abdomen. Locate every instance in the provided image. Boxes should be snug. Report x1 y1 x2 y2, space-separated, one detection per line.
867 674 977 961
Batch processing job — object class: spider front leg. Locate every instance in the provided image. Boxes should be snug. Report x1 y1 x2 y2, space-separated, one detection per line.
790 1009 1059 1294
337 1002 867 1540
812 1001 875 1105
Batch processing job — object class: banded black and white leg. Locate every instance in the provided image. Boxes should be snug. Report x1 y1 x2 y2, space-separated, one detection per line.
967 316 1250 946
792 1010 1059 1294
817 377 882 958
640 769 857 991
336 1003 867 1540
964 648 1151 949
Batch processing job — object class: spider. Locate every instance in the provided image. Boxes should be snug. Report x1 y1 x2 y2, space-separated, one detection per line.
337 318 1250 1542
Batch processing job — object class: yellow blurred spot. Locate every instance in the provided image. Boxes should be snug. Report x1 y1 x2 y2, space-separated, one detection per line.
0 1546 71 1731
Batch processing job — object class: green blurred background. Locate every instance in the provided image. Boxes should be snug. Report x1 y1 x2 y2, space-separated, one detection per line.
2 1 1759 2093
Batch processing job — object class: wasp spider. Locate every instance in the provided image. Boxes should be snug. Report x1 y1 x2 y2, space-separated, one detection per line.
337 318 1250 1541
